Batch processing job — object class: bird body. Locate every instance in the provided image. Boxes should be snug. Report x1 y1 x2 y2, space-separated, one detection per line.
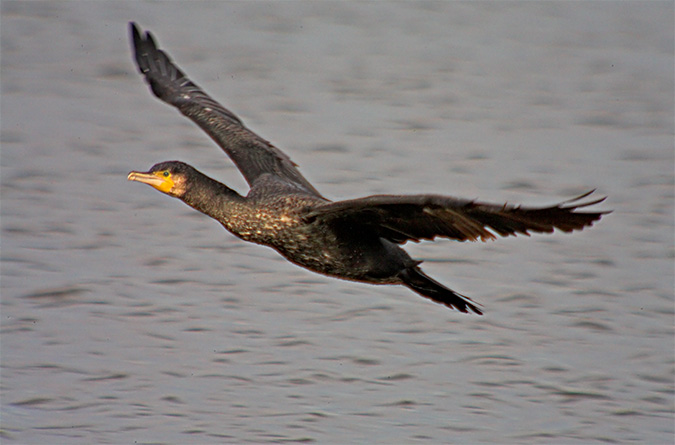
127 23 608 315
130 162 416 285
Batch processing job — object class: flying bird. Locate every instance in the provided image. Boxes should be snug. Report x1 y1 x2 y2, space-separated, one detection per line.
127 22 608 315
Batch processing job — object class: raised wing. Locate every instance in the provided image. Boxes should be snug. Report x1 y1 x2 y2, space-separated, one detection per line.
303 190 609 244
130 22 321 196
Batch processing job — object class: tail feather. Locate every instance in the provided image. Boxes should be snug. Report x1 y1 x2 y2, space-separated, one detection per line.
399 267 483 315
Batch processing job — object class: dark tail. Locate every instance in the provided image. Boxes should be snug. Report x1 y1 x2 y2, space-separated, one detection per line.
399 267 483 315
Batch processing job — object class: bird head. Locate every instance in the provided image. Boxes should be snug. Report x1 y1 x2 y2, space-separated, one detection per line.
127 160 190 198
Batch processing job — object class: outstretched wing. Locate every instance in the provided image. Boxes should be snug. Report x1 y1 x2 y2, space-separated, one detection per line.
304 190 609 243
129 22 321 197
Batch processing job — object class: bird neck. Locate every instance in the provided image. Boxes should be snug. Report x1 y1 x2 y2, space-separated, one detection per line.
181 173 246 222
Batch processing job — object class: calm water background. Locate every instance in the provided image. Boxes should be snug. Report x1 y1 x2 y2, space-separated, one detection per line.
1 2 673 444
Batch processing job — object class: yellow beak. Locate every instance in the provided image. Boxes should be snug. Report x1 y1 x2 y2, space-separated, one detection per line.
128 171 174 193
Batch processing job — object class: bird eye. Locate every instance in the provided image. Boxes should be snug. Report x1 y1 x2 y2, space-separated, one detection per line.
163 171 170 177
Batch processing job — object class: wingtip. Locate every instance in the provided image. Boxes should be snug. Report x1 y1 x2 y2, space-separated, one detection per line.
129 22 157 50
563 189 596 204
561 189 610 212
129 22 142 56
129 21 140 42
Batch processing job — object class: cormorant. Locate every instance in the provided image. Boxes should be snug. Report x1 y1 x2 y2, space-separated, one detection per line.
127 22 608 315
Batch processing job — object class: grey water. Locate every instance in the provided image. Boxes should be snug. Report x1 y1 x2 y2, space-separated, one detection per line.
1 2 673 443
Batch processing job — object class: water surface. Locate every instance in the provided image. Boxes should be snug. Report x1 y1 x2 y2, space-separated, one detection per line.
1 2 673 443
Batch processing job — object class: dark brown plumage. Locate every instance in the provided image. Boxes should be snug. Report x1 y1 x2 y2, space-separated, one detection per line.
127 22 609 315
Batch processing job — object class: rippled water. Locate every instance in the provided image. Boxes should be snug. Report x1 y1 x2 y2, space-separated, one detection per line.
2 2 673 444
